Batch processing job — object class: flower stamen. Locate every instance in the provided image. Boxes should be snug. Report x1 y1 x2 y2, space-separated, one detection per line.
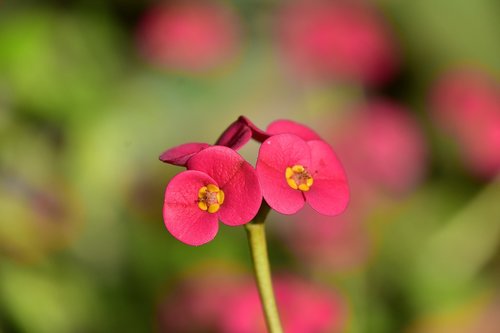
285 164 314 191
198 184 225 213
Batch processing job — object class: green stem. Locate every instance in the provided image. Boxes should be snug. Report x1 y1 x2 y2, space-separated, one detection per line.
244 203 283 333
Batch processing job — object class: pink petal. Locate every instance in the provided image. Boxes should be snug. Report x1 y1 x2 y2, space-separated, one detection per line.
304 140 349 216
159 142 210 166
218 163 262 226
256 134 311 214
216 116 270 148
239 116 270 142
187 146 262 225
267 119 322 141
215 118 253 150
163 170 219 246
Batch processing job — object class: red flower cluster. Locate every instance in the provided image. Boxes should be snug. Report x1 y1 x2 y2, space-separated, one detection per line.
160 116 350 245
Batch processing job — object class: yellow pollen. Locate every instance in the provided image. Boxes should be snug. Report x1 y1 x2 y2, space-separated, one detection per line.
197 184 224 213
285 164 314 192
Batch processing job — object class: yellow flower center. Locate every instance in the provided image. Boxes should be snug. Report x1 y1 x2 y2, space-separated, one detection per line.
285 164 314 191
198 184 225 213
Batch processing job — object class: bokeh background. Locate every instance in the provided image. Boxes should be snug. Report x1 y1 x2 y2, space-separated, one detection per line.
1 0 500 332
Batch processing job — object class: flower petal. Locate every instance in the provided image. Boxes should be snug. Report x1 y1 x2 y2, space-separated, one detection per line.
218 162 262 226
256 134 311 214
215 118 253 150
239 116 270 142
159 142 211 166
267 119 322 141
187 146 262 225
164 170 219 246
304 140 349 216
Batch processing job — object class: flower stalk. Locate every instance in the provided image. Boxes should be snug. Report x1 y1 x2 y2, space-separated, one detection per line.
244 203 283 333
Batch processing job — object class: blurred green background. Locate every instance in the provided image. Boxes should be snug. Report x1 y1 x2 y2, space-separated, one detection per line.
1 0 500 332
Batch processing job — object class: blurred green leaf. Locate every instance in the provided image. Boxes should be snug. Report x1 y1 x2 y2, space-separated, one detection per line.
0 8 124 121
384 0 500 76
413 178 500 312
0 262 103 333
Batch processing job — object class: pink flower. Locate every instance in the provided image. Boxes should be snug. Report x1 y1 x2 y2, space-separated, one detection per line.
431 69 500 178
276 0 398 84
213 116 322 150
163 146 261 245
334 100 427 195
277 205 371 273
256 131 349 216
431 70 499 135
157 268 248 332
160 117 267 167
157 270 347 333
221 275 347 333
216 116 270 149
136 2 240 72
266 118 323 141
159 142 210 166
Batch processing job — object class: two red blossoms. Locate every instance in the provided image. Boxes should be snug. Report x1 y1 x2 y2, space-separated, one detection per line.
160 117 349 246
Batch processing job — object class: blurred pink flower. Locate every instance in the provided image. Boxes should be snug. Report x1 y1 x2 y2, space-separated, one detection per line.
163 146 261 246
158 271 347 333
276 0 399 85
136 2 240 72
221 275 347 333
157 269 249 332
333 100 427 195
431 69 500 178
256 133 349 216
276 204 371 273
